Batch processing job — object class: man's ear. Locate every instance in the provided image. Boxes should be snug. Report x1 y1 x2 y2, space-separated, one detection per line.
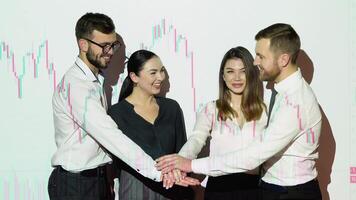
278 53 290 68
78 39 89 52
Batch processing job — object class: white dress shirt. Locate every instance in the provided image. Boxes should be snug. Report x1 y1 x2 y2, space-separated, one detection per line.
179 101 267 172
179 101 267 186
51 57 161 181
191 69 322 186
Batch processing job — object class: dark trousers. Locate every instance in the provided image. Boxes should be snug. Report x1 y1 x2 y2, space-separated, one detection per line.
48 166 112 200
204 173 261 200
260 179 322 200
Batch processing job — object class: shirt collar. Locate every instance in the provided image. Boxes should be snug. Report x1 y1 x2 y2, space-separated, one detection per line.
274 68 302 95
75 57 103 83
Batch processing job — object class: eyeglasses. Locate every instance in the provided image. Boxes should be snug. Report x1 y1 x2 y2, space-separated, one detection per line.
83 38 121 54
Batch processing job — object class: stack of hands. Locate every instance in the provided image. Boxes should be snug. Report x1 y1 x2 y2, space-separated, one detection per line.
155 154 200 189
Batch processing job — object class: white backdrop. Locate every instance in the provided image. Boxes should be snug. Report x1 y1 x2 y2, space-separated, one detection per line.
0 0 355 199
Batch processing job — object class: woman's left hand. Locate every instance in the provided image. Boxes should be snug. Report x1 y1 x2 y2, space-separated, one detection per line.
156 154 193 174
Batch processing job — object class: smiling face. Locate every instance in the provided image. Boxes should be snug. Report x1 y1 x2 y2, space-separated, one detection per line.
131 56 166 96
223 58 247 95
85 30 117 69
253 38 281 82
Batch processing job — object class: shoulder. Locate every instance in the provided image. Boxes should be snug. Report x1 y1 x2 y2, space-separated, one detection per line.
206 100 217 108
57 66 93 92
300 80 322 119
108 100 129 115
285 79 319 113
65 63 88 81
198 100 217 114
156 96 181 108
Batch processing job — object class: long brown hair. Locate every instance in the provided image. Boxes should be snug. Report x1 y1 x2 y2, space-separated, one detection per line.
216 46 265 121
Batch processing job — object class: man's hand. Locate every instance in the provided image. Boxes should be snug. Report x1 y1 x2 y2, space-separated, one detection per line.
161 169 200 189
156 154 193 174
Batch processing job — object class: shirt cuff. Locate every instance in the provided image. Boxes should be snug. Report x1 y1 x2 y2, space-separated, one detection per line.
154 169 162 182
135 168 161 182
191 157 210 175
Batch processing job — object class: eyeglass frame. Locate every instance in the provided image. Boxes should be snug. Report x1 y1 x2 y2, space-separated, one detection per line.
83 37 121 54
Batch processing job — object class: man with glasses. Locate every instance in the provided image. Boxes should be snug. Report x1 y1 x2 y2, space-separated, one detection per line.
48 12 198 200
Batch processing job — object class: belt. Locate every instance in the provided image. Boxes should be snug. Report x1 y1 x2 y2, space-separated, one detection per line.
260 179 319 193
206 173 260 192
56 165 107 177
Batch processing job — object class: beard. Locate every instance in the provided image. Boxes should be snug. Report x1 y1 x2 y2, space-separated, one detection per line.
260 69 280 82
259 60 280 82
86 48 107 69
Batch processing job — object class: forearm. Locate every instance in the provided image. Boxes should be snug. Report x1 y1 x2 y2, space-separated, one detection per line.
67 85 161 181
178 131 208 159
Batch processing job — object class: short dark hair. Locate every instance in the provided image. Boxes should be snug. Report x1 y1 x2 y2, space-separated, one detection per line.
255 23 300 64
75 12 115 40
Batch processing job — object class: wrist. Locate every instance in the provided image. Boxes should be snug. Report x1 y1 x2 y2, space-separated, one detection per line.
187 159 192 172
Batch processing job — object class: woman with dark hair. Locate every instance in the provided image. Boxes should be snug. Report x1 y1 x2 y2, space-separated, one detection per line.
108 50 195 200
162 46 267 200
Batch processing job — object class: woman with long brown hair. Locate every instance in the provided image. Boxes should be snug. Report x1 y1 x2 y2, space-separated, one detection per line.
160 46 267 200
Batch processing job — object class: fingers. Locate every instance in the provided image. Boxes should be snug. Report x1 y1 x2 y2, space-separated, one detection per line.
167 172 175 188
162 170 200 189
156 155 193 173
159 162 189 174
175 176 200 187
173 169 182 182
175 181 189 187
161 165 175 174
155 156 178 170
162 172 175 189
156 154 177 162
183 177 200 185
163 174 169 188
181 171 187 178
